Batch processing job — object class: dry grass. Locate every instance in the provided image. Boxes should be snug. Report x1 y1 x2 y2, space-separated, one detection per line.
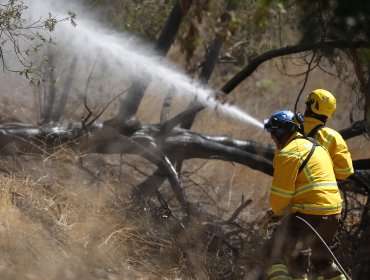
0 143 269 280
0 153 187 279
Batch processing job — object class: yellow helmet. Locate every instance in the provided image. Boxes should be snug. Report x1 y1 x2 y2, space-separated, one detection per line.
305 89 336 119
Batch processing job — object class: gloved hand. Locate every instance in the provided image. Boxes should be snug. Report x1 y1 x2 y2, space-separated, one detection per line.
263 209 282 238
265 208 281 223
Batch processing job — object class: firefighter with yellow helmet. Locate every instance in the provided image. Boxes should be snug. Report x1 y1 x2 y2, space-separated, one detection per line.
263 110 347 280
304 89 354 180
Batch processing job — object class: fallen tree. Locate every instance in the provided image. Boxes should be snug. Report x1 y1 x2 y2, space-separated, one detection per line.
0 120 368 199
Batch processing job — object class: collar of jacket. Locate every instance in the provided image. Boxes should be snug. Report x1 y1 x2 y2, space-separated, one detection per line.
280 131 301 149
304 116 325 125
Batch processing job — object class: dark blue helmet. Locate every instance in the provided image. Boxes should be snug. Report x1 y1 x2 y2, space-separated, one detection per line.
264 110 297 137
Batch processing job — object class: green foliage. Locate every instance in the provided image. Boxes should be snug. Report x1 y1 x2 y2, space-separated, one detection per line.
361 49 370 66
258 0 275 7
67 10 77 27
295 0 370 108
297 0 370 43
0 0 75 83
224 0 293 65
180 22 201 65
331 0 370 40
86 0 174 42
192 0 211 23
0 1 24 29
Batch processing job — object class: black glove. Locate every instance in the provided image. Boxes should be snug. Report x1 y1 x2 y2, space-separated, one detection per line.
263 209 281 238
265 208 281 223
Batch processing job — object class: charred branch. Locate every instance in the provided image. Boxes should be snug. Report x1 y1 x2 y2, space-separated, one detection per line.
339 120 366 140
51 55 78 122
110 0 194 124
162 131 273 175
221 40 370 94
134 169 168 199
40 45 56 124
112 79 149 123
2 121 369 189
218 196 253 225
201 135 274 160
178 0 238 131
160 88 175 122
199 0 238 83
155 0 194 55
160 103 204 136
353 159 370 170
0 122 273 174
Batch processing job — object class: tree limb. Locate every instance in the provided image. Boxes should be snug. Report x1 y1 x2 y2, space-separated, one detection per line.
221 40 370 94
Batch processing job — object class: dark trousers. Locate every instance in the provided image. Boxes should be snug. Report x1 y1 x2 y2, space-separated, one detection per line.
268 212 342 278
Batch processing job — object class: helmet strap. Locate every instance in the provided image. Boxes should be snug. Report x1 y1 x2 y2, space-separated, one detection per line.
304 107 327 123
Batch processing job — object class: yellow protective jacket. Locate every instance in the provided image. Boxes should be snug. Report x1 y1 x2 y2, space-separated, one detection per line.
304 117 354 180
270 132 342 216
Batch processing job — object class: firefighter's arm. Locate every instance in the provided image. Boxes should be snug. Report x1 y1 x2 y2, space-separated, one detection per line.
269 152 299 215
330 133 354 180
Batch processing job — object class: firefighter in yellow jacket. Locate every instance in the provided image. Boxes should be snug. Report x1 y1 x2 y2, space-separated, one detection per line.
264 110 346 280
304 89 354 180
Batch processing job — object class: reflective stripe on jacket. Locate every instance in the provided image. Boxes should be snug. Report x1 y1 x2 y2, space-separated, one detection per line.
267 263 291 279
270 132 342 216
304 117 354 180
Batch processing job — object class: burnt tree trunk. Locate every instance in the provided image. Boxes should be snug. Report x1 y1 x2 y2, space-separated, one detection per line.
179 0 239 130
107 0 194 126
40 45 57 124
51 55 79 122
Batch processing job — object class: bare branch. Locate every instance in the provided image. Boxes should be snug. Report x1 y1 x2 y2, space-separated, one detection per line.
221 40 370 94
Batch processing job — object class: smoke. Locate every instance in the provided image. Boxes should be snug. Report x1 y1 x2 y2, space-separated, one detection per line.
22 0 263 128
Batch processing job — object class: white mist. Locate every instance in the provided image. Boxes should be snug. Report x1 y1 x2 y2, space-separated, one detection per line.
24 0 263 129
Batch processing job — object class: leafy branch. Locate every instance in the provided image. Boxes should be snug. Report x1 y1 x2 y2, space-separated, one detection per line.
0 0 76 84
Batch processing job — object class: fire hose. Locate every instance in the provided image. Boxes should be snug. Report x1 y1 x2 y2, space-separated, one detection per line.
295 215 352 280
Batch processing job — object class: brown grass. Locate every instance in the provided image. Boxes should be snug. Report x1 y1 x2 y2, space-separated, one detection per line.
0 153 185 279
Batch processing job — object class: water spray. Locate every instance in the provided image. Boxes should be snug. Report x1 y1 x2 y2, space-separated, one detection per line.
25 0 263 129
